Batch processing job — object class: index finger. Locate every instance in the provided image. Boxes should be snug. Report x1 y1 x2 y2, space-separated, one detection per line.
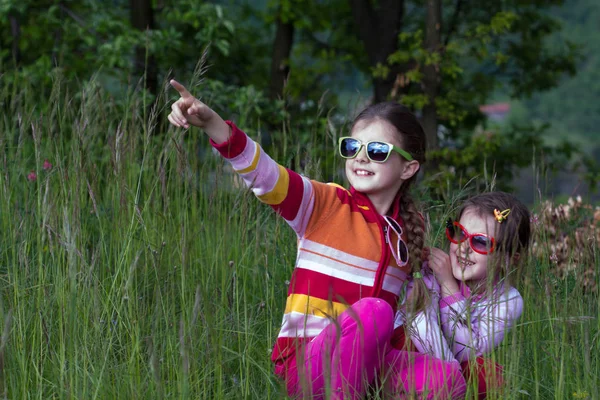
170 79 192 98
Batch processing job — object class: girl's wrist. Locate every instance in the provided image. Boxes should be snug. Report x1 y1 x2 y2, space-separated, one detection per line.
205 116 231 144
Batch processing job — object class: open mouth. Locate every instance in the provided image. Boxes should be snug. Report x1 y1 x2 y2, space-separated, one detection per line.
354 169 374 176
457 256 474 267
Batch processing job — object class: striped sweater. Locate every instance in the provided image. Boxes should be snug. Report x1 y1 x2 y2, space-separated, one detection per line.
211 122 412 364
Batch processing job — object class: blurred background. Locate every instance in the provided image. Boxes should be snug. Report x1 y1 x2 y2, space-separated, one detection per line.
1 0 599 203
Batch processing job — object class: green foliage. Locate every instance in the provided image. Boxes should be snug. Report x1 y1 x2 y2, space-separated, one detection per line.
385 3 579 135
0 0 596 201
425 122 598 200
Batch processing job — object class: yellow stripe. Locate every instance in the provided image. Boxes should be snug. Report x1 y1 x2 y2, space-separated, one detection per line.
284 293 349 318
257 165 289 205
236 144 261 174
327 182 347 191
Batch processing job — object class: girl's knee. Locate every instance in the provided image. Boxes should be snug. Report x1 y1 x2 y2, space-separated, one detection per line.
354 297 394 330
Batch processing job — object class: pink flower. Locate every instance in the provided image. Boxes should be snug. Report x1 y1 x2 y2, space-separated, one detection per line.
27 171 37 181
43 160 52 171
550 253 559 264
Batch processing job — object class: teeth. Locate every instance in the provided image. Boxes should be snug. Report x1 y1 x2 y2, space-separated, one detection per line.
459 257 474 266
355 170 373 176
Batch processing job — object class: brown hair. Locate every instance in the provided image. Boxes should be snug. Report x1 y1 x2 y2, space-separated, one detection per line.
457 191 531 283
352 102 428 312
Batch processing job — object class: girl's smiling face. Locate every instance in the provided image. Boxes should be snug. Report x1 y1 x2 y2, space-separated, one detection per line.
449 208 499 288
345 118 414 205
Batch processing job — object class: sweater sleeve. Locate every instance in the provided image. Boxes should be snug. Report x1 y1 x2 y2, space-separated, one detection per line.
439 287 524 362
396 273 459 363
210 121 315 236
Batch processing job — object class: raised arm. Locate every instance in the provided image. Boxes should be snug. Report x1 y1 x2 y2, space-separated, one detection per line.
167 80 316 236
439 287 523 362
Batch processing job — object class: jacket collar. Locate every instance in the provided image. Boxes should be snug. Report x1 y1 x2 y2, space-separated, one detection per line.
349 186 403 222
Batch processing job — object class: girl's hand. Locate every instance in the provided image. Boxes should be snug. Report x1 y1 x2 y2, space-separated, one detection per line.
168 80 230 143
428 247 459 296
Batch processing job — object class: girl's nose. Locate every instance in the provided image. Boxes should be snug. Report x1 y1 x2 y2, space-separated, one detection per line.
456 242 472 257
355 145 369 162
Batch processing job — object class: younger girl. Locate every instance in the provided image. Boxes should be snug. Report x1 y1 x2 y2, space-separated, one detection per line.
167 80 465 399
397 191 530 398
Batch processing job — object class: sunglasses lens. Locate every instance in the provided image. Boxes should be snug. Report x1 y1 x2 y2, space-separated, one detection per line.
386 218 401 234
340 138 360 158
446 223 466 243
367 142 391 162
471 235 492 254
398 240 409 264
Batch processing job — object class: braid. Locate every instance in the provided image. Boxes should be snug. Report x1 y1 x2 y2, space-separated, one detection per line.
400 190 429 314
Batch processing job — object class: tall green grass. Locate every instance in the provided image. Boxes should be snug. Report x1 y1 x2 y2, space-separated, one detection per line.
0 73 597 399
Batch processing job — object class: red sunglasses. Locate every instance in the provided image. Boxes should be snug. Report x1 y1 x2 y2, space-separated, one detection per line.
445 219 496 255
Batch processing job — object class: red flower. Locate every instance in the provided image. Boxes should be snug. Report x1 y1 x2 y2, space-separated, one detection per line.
43 160 52 171
27 171 37 181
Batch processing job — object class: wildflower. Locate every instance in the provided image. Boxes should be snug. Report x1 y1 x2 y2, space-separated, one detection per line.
530 215 539 224
27 171 37 181
43 159 53 170
550 253 558 264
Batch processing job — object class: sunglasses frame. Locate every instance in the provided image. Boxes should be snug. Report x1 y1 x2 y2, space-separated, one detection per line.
338 137 414 162
384 216 410 266
445 219 496 255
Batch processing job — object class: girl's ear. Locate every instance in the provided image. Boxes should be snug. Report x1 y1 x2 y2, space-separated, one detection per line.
400 160 420 180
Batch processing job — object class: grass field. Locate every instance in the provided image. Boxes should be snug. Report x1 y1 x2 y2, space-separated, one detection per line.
0 75 598 399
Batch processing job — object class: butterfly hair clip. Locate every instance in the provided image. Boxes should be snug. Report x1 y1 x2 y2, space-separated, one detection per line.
494 208 511 223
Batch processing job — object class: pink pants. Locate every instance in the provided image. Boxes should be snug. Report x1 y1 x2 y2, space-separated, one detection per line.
279 297 466 399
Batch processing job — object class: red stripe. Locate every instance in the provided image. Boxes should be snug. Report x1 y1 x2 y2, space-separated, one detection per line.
210 121 248 159
288 268 398 310
378 290 400 309
288 268 366 305
271 337 311 363
271 168 304 220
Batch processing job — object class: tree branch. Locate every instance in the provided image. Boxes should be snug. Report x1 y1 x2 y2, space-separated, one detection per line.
444 0 464 47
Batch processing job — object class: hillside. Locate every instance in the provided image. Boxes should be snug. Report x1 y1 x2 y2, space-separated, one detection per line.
519 0 600 153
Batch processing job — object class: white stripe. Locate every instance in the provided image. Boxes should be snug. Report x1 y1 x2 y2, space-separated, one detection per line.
385 264 409 282
296 258 376 286
228 138 257 171
381 278 405 297
301 239 380 272
236 146 282 197
288 177 315 236
278 311 332 338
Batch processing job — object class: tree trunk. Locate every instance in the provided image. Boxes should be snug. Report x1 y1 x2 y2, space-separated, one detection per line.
349 0 404 103
422 0 442 151
9 14 21 65
269 14 295 100
130 0 157 95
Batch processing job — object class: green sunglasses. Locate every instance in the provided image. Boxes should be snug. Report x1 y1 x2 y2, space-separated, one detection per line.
338 137 414 163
